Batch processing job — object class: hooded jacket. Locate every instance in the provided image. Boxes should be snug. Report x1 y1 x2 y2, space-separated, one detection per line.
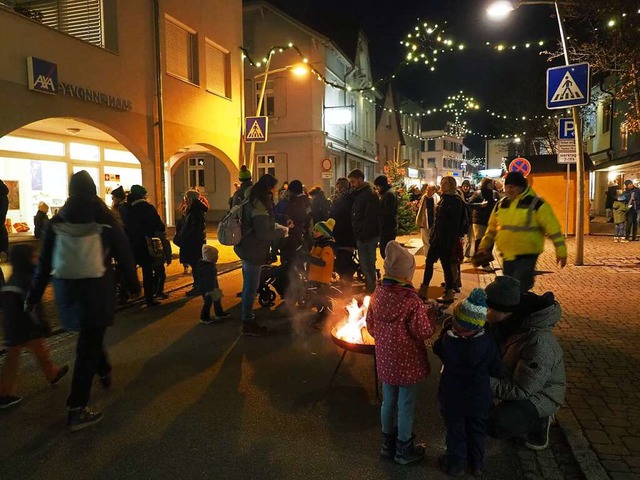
126 196 166 265
234 194 285 265
378 185 398 237
366 282 436 385
176 198 207 266
490 292 566 417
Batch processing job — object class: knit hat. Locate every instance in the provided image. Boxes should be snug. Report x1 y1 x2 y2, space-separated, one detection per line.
384 241 416 282
485 276 521 312
314 218 335 238
453 288 488 331
130 184 147 198
288 180 303 195
504 171 528 190
69 170 97 198
373 175 390 188
202 244 219 263
625 179 634 186
185 190 200 201
239 165 252 182
111 185 126 200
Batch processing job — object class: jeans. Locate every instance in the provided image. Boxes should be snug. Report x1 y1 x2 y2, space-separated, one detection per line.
381 383 419 442
487 400 539 440
357 237 379 293
241 260 263 323
201 294 224 319
615 222 626 237
422 242 456 290
442 411 488 469
626 209 638 240
502 255 538 292
67 327 110 408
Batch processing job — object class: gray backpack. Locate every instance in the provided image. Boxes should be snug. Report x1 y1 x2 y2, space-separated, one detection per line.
51 222 108 279
217 199 249 246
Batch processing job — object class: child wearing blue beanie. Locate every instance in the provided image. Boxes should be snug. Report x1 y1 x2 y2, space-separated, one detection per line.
433 288 504 477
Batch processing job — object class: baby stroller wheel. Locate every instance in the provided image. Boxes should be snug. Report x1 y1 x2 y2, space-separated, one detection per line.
258 288 276 307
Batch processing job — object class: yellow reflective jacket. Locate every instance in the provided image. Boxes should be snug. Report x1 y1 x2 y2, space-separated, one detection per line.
479 187 566 261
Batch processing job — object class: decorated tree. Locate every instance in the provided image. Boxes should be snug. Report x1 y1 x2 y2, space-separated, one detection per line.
383 159 419 235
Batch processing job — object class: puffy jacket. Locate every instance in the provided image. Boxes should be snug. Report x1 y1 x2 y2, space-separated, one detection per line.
613 200 629 224
351 183 380 242
306 238 335 284
366 282 436 385
490 292 566 417
194 260 219 294
231 180 253 207
479 187 566 261
234 197 285 265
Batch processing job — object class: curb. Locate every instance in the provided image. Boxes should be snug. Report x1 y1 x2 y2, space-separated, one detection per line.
556 408 612 480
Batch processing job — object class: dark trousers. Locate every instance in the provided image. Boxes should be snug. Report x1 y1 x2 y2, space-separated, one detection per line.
626 209 638 240
141 262 155 303
423 243 455 289
379 232 397 259
153 263 166 295
67 327 110 409
200 294 224 319
502 255 538 292
442 411 488 469
335 248 356 279
487 400 539 440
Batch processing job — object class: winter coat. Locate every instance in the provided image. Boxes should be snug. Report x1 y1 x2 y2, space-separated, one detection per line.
28 197 140 331
33 210 50 239
613 200 629 224
305 238 335 285
310 193 331 225
468 188 499 227
1 249 49 346
194 259 220 294
605 185 618 209
351 183 380 242
176 199 207 266
624 186 640 211
433 327 503 417
415 193 439 229
0 179 8 254
329 191 355 248
431 192 466 249
489 292 566 417
126 198 166 266
366 282 436 385
378 186 398 237
234 197 285 265
231 180 253 207
285 193 312 244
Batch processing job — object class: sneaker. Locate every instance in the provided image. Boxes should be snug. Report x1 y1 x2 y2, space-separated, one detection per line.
613 237 619 242
146 300 161 307
67 407 103 432
50 365 70 386
0 395 22 409
437 455 465 476
155 292 169 300
437 289 455 303
99 372 112 390
394 435 425 465
214 313 232 321
621 238 629 243
526 416 552 450
380 431 396 459
241 321 269 336
199 317 218 325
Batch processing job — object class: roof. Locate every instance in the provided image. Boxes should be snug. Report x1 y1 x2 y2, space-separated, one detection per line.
507 154 596 174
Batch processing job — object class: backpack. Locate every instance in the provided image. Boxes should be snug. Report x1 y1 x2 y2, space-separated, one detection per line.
217 199 249 246
146 236 166 266
51 222 108 279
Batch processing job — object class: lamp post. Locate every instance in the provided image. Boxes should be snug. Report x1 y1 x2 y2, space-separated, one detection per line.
247 58 309 174
487 0 586 266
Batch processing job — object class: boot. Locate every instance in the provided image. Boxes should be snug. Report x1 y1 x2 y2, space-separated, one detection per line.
437 455 465 476
526 415 552 450
417 284 429 300
68 406 103 432
394 434 425 465
380 430 396 459
437 289 455 304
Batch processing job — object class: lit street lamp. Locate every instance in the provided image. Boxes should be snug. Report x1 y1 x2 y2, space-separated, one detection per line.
487 0 586 266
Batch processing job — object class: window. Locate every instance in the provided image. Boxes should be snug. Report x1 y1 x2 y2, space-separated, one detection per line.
384 145 389 161
0 135 65 156
256 81 275 116
385 112 391 129
165 17 198 84
427 157 436 167
70 142 100 162
620 122 629 151
419 158 424 168
256 154 276 177
205 39 231 98
427 140 436 151
187 158 205 188
602 101 612 134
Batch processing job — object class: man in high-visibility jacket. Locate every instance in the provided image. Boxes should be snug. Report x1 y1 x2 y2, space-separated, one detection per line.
476 172 567 292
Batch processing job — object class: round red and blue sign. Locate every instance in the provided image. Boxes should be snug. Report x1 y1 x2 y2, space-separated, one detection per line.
508 157 531 177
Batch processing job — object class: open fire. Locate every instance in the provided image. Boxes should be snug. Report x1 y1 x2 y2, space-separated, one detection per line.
333 296 374 345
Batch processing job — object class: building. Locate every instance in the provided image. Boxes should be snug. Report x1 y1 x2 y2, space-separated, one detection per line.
0 0 244 234
421 121 468 185
243 1 378 192
375 84 404 178
397 96 427 188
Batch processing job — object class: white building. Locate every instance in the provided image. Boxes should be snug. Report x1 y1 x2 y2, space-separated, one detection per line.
421 122 467 185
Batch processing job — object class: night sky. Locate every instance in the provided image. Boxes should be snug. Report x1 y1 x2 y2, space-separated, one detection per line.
253 0 567 155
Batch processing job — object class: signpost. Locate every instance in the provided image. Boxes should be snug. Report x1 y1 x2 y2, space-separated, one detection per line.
508 157 531 177
558 118 577 237
321 157 333 180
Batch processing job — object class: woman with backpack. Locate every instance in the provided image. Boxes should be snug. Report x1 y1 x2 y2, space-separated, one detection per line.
234 174 288 336
174 190 207 296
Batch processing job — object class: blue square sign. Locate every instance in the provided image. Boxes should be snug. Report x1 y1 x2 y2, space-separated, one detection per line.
547 63 590 109
558 118 575 139
245 116 268 143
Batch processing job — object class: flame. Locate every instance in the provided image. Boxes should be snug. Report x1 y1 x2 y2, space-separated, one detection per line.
334 296 374 345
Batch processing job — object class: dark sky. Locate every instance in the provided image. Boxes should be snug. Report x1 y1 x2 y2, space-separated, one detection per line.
258 0 566 154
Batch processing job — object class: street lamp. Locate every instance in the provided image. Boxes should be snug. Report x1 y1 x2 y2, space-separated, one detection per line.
487 0 587 266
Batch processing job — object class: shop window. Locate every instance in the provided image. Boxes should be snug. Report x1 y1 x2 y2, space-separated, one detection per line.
70 142 100 161
165 16 198 84
187 158 205 188
104 165 142 204
256 81 275 116
0 135 65 156
256 154 276 177
205 39 231 98
104 148 139 164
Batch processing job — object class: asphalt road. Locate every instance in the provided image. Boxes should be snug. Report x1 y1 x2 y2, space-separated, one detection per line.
0 268 522 480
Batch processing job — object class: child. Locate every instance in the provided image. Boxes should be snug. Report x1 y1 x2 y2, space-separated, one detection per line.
300 218 336 329
0 244 68 408
365 240 437 465
613 193 629 242
433 288 503 477
195 245 231 324
152 231 173 300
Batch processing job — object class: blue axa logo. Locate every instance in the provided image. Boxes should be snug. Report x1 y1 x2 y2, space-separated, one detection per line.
27 57 59 95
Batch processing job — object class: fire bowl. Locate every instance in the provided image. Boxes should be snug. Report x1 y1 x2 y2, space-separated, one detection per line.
330 327 375 355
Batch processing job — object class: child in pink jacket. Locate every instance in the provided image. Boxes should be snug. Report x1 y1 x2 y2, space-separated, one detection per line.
366 240 437 465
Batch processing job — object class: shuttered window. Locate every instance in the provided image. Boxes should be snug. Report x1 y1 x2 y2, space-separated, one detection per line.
205 39 230 98
8 0 104 47
165 17 198 84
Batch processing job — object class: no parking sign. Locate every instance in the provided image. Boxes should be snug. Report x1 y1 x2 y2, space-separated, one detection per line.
508 157 531 177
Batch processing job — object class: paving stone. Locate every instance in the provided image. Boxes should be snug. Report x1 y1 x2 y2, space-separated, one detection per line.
623 437 640 453
601 460 631 472
585 430 612 445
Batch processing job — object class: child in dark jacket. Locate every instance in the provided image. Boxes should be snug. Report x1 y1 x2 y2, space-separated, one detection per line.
195 245 230 324
433 288 503 477
0 244 68 408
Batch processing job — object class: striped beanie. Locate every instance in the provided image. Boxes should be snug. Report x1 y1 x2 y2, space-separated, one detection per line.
453 288 488 331
313 218 335 238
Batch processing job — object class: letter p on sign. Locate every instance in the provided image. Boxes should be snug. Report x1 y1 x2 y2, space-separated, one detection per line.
559 118 575 140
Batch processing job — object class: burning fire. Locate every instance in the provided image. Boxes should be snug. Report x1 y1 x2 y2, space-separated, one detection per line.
334 296 375 345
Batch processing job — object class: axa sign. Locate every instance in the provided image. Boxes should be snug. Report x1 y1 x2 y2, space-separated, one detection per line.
27 57 59 95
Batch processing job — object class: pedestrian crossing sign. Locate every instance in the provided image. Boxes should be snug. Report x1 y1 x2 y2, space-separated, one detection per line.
546 63 590 109
245 116 268 143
